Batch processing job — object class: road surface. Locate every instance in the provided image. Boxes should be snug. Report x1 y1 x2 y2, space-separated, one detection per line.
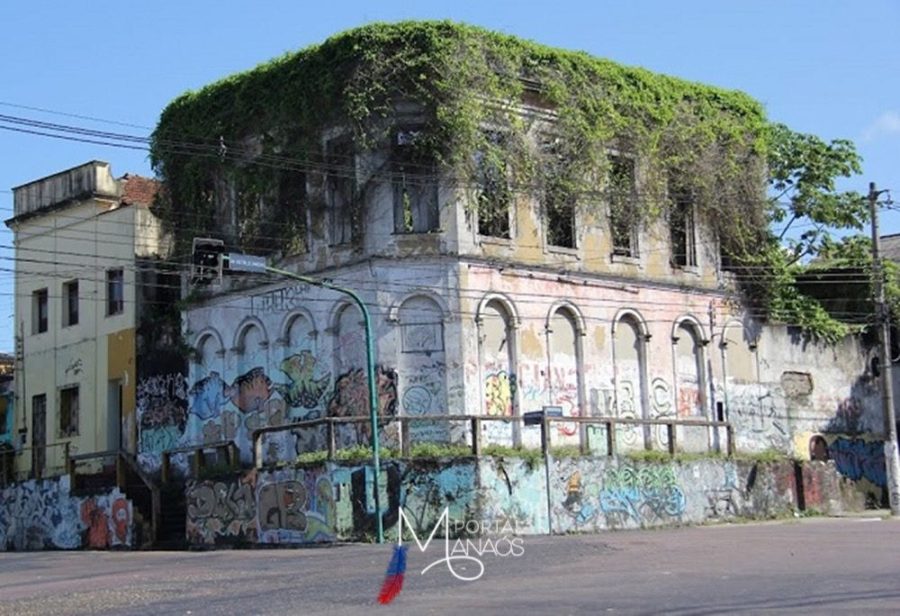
1 517 898 615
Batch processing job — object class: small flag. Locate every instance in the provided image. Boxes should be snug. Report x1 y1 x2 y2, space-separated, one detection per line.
377 544 408 605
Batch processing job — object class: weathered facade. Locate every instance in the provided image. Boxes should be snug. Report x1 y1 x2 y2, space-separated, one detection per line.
141 23 885 508
5 161 168 479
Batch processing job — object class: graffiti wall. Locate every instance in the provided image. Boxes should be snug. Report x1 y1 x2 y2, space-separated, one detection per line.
185 459 479 546
182 453 863 547
0 476 133 551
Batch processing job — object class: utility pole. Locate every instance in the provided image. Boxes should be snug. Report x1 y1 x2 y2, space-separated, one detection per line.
868 182 900 516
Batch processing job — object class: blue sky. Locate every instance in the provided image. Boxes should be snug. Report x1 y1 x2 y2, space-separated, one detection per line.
2 1 899 352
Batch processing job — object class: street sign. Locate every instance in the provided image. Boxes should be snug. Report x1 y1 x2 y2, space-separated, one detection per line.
226 252 267 273
523 406 563 426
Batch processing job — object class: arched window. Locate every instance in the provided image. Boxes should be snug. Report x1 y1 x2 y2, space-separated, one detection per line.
398 295 447 442
547 306 583 442
333 304 365 376
285 313 315 356
480 299 516 418
237 323 266 376
674 321 705 418
195 332 223 379
614 314 647 420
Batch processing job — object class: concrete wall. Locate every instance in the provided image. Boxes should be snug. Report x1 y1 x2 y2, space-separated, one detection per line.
183 455 862 547
0 475 134 551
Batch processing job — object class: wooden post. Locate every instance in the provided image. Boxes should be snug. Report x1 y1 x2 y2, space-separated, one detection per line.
400 418 411 458
327 420 336 460
606 420 615 457
193 448 204 477
667 423 677 455
116 454 126 490
161 452 170 485
471 417 482 456
727 424 735 457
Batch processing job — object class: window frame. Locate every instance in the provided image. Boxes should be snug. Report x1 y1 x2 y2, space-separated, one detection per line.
59 385 79 438
392 127 440 235
62 279 79 327
541 135 578 251
106 268 124 316
670 185 698 269
32 288 49 334
325 137 356 247
475 130 513 240
608 154 639 259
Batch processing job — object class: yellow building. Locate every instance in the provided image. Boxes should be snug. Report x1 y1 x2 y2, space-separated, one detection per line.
6 161 167 478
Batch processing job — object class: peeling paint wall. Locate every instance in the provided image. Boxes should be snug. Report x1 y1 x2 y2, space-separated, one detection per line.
0 476 134 551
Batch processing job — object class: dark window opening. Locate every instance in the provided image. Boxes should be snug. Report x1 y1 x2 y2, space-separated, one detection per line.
59 385 79 438
33 288 48 334
609 156 637 257
393 128 439 234
63 280 79 327
476 132 511 239
670 186 697 268
546 188 576 248
277 172 308 255
326 139 356 246
106 269 124 316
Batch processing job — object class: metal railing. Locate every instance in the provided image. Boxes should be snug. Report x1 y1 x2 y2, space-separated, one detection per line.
250 414 734 467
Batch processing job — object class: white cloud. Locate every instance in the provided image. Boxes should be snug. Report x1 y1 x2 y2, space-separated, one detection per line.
862 111 900 142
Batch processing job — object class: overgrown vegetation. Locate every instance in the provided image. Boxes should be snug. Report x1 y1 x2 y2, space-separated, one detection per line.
151 20 870 342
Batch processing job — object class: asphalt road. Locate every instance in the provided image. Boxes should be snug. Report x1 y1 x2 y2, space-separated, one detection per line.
1 517 898 615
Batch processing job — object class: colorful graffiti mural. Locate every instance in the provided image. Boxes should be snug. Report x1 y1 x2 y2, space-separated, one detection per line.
0 478 133 551
598 466 686 527
137 372 188 454
258 471 335 544
186 472 258 545
276 351 330 412
484 371 514 417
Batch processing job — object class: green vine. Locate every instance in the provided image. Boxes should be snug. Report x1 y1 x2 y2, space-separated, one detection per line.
150 20 866 343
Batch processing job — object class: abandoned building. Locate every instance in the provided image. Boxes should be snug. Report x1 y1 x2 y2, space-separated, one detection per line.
1 22 891 550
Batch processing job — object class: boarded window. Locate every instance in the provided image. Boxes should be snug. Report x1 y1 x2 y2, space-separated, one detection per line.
393 128 439 233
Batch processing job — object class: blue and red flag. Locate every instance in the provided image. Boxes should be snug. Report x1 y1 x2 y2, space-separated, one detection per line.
377 544 408 605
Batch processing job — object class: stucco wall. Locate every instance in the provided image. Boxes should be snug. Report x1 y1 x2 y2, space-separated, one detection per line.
136 257 883 500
